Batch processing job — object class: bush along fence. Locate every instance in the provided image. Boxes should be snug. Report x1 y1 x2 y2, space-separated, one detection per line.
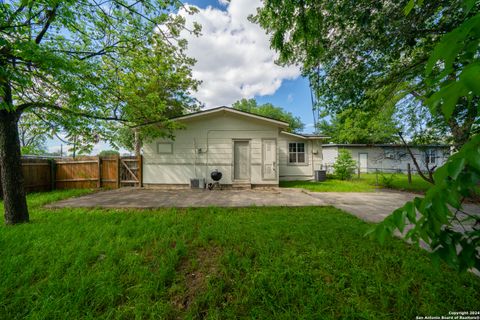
0 155 142 197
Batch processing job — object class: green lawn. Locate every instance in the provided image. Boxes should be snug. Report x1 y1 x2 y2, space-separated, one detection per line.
280 173 433 193
1 191 479 319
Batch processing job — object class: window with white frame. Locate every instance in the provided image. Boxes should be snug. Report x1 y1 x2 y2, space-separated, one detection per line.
425 149 436 164
289 142 306 164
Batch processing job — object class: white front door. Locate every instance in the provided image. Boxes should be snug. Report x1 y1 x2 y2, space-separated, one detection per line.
262 139 276 180
234 141 250 181
359 153 368 173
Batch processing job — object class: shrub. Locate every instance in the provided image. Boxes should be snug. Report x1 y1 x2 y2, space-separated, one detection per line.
379 172 396 188
98 150 120 157
333 149 357 180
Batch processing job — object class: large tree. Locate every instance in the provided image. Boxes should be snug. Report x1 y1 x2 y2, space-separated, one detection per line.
317 106 399 144
252 0 478 148
0 0 200 224
254 0 480 271
111 38 200 153
232 98 304 133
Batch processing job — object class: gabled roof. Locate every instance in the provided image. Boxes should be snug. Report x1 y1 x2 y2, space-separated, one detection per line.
171 106 289 128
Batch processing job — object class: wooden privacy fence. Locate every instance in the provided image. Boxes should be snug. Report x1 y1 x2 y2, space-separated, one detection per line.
0 155 142 196
0 158 54 196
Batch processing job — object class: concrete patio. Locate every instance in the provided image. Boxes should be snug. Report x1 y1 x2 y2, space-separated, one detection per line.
47 187 480 224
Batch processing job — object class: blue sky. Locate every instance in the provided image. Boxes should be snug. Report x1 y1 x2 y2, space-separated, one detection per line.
47 0 314 154
199 0 315 132
256 77 315 132
178 0 314 130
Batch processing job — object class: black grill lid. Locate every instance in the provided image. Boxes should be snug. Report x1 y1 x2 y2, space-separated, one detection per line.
211 170 222 181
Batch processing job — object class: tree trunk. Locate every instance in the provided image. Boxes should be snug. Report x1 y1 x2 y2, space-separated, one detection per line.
0 110 29 224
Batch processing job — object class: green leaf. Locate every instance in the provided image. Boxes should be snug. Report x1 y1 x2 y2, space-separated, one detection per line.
447 157 466 179
431 198 449 225
466 149 480 172
460 63 480 95
458 241 476 271
465 0 477 13
426 81 468 120
445 190 461 209
404 0 415 15
375 224 388 245
392 208 406 232
433 165 448 183
426 15 480 76
405 201 416 224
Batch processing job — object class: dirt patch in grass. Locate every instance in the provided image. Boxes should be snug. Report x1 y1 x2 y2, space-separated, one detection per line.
171 245 223 312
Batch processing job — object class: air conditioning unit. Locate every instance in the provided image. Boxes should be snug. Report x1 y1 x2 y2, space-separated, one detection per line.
190 178 205 189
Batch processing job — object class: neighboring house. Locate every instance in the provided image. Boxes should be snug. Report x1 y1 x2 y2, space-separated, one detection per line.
142 107 326 187
322 144 451 174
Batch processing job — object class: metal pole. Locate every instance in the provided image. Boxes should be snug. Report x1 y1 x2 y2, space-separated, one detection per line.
407 163 412 184
97 156 102 188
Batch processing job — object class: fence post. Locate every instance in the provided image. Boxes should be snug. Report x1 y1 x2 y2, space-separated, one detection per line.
375 169 379 188
116 155 121 189
50 159 56 190
407 163 412 185
357 166 360 179
97 156 102 188
138 155 143 188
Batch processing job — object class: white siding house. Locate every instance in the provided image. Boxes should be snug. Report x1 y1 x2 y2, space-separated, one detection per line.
278 131 323 181
321 144 451 174
142 107 452 187
142 107 326 187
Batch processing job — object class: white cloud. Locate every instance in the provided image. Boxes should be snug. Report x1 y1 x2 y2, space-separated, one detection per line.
179 0 300 108
287 93 293 103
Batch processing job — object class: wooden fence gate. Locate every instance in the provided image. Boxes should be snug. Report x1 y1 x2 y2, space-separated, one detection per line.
120 156 142 187
0 155 143 197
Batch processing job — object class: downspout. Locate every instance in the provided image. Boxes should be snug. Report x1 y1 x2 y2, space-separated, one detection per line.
193 138 197 178
312 140 315 177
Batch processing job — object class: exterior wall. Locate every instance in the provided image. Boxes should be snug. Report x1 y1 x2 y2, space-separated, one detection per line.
143 113 280 186
278 134 323 181
321 146 450 173
321 146 338 173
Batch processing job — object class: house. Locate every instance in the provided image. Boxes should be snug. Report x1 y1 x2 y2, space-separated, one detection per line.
322 144 451 174
142 107 451 187
142 107 327 188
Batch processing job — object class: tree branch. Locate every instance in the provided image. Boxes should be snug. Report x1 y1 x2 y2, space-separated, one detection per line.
2 3 26 29
16 102 131 123
398 132 434 184
79 41 122 60
35 4 59 44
